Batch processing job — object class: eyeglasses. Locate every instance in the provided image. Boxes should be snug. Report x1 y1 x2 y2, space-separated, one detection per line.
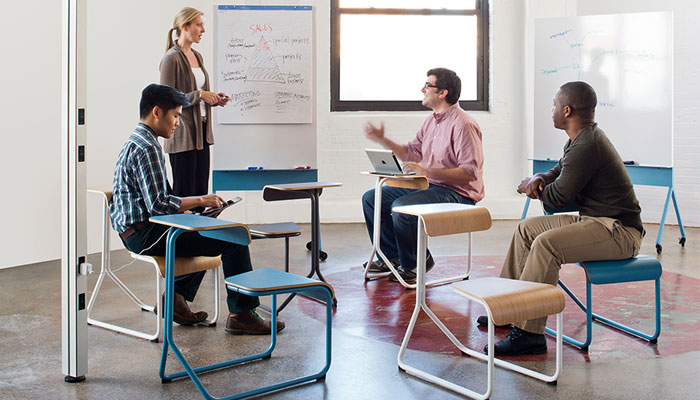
423 82 440 89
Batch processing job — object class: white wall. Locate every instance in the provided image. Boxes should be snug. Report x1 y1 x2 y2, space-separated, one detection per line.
2 0 698 269
1 1 63 269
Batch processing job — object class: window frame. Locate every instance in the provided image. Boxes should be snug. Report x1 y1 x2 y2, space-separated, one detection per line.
330 0 490 112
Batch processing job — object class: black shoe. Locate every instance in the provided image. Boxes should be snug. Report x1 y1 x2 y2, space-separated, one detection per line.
483 327 547 356
363 258 400 273
476 316 513 329
389 254 435 283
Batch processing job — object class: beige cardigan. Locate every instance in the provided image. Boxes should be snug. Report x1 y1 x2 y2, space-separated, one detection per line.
159 43 214 154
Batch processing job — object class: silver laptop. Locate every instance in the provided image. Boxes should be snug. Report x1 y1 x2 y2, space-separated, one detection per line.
365 149 416 176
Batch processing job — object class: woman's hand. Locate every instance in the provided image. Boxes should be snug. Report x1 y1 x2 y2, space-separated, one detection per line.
215 92 231 107
200 91 221 105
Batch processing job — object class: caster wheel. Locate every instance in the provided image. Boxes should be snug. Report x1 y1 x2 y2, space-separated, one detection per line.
332 298 338 308
679 237 686 247
263 354 272 360
398 366 405 372
650 338 658 344
463 276 470 280
461 351 469 357
547 380 558 386
306 241 312 251
581 346 589 352
162 378 172 384
655 243 662 254
141 307 149 312
317 375 326 381
151 338 159 343
320 251 328 261
364 277 370 282
208 322 217 327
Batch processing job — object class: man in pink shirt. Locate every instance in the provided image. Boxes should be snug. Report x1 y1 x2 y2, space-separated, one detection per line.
363 68 485 283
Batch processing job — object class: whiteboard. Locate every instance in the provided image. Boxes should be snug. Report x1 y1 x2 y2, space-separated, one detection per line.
215 5 313 124
534 12 673 166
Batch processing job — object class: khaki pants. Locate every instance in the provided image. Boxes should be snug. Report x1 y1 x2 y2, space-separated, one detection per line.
500 214 643 334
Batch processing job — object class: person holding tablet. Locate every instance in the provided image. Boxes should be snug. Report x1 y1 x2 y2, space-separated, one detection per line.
362 68 485 283
160 7 230 202
111 84 283 334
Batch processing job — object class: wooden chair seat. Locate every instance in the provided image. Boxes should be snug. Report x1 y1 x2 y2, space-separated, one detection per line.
452 277 565 327
148 256 222 278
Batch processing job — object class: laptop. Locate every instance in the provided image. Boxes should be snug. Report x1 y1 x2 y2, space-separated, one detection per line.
365 149 416 176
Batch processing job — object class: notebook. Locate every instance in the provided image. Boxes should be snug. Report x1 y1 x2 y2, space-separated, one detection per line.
365 149 416 176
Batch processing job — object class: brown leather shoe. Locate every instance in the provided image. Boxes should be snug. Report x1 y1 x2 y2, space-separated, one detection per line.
225 310 285 335
170 292 208 326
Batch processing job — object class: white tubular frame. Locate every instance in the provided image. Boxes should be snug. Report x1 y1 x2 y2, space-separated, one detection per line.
363 176 471 288
86 190 219 341
397 218 563 399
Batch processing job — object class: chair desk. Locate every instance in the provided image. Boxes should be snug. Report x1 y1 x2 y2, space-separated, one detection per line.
149 214 252 399
361 172 429 286
262 181 342 306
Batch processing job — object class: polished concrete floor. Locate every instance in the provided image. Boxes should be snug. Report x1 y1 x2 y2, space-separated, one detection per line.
1 221 698 399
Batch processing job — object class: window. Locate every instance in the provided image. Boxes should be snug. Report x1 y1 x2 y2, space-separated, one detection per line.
331 0 489 111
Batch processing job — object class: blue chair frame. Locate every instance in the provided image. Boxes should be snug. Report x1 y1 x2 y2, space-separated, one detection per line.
524 203 663 351
151 214 333 400
544 257 661 351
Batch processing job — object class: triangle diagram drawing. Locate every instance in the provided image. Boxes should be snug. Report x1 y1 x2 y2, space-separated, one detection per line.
246 37 286 84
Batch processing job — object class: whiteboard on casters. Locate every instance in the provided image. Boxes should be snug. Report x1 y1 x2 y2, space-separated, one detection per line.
215 5 313 124
534 12 673 166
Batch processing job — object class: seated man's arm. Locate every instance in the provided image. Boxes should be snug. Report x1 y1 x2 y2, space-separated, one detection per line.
364 121 408 159
177 194 224 213
135 148 225 214
404 164 475 183
517 170 559 200
540 143 597 209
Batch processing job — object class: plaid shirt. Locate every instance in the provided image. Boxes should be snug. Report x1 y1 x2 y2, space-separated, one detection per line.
110 123 182 234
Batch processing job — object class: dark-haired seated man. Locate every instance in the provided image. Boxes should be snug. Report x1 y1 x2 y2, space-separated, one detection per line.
482 81 644 355
110 83 284 335
362 68 485 283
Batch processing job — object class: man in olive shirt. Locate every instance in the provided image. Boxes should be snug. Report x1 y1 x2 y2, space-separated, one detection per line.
484 81 644 356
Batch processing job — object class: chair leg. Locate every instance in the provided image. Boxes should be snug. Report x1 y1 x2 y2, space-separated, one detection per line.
202 267 220 327
86 193 160 341
590 278 661 342
87 257 161 341
284 237 290 273
546 278 661 349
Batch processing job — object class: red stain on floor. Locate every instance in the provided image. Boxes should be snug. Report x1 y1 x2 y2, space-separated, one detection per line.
299 256 700 362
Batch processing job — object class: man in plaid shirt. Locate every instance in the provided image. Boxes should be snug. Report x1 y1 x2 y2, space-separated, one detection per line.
110 83 284 334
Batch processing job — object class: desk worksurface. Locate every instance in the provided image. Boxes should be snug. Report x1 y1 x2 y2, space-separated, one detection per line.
264 181 343 191
149 214 248 232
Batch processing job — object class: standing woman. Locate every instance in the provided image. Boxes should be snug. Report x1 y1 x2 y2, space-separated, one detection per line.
160 7 230 198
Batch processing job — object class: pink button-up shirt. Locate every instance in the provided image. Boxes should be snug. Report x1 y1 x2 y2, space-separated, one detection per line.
402 103 485 202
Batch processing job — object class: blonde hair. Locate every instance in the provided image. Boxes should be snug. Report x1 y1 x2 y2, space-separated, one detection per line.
166 7 203 51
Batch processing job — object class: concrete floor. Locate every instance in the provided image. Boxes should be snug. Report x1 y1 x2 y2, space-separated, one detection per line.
1 221 698 399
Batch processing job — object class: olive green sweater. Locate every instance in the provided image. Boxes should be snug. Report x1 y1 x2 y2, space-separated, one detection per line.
542 124 644 234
